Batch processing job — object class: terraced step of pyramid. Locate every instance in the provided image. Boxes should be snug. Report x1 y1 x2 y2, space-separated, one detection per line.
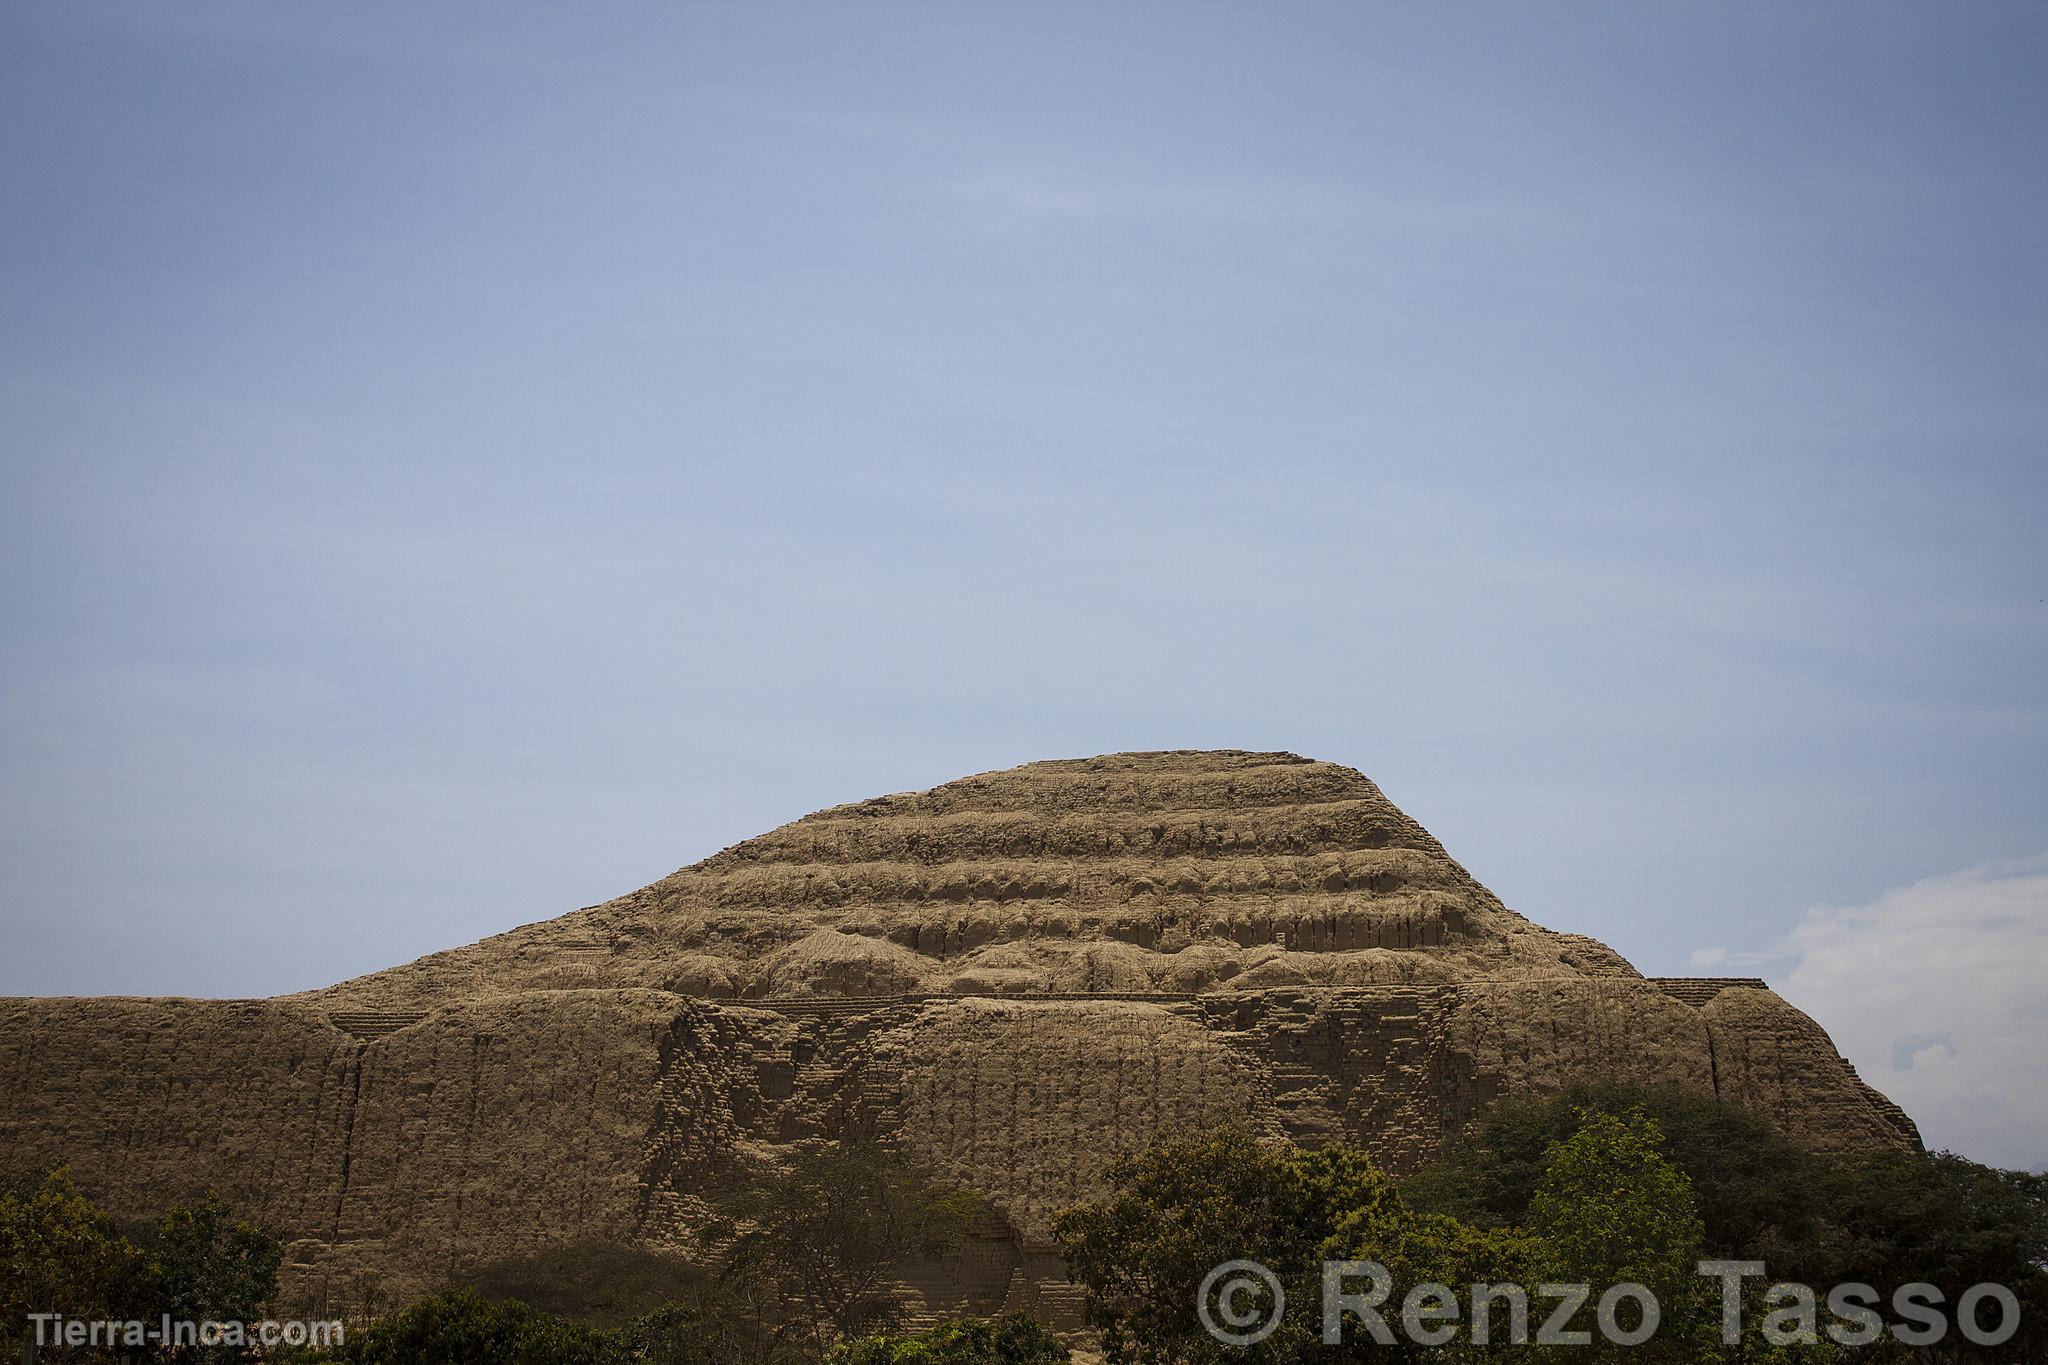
1651 977 1769 1006
763 996 922 1018
327 1010 427 1039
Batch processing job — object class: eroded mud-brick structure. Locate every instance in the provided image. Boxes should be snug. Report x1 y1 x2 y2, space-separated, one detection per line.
0 752 1917 1321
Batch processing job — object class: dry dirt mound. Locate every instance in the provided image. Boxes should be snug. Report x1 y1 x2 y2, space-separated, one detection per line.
0 751 1916 1323
307 751 1634 1008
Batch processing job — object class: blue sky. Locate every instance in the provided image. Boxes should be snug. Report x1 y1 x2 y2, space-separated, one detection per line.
3 3 2043 1163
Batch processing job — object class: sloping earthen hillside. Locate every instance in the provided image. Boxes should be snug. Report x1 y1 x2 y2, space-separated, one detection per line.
0 752 1918 1320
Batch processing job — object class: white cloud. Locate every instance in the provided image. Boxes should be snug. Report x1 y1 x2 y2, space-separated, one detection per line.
1778 856 2048 1172
1687 943 1782 971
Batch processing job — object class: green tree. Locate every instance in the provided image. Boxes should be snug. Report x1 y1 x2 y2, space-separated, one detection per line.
1318 1209 1545 1362
460 1242 719 1326
704 1141 986 1356
1412 1085 2048 1361
146 1190 285 1362
1054 1128 1536 1364
1054 1128 1336 1363
615 1285 814 1365
0 1168 149 1362
1405 1083 1832 1277
1818 1149 2047 1360
333 1287 620 1365
830 1313 1067 1364
1527 1109 1711 1363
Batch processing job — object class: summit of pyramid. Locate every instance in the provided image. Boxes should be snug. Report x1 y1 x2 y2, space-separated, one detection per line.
309 751 1638 1008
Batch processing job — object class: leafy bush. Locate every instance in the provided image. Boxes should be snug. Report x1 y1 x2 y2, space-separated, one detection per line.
703 1141 987 1352
831 1313 1066 1364
147 1190 287 1362
331 1287 618 1365
1403 1080 1832 1273
1406 1081 2048 1357
1053 1127 1465 1363
616 1299 810 1365
1526 1109 1714 1362
0 1169 151 1361
459 1242 717 1326
1 1171 286 1363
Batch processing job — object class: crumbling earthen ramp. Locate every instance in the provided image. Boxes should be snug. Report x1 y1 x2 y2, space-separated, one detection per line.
0 751 1917 1320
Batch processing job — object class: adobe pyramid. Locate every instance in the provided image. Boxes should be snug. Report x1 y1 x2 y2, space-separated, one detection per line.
0 752 1918 1321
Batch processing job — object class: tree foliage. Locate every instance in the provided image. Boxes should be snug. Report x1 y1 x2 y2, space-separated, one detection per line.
1053 1127 1360 1362
1406 1082 2048 1359
0 1172 288 1363
1526 1109 1712 1362
613 1292 814 1365
703 1141 987 1354
332 1287 618 1365
458 1242 719 1326
1404 1082 1832 1275
146 1189 287 1363
830 1313 1067 1364
1051 1127 1553 1363
1819 1149 2048 1359
1051 1100 2048 1364
0 1168 150 1361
